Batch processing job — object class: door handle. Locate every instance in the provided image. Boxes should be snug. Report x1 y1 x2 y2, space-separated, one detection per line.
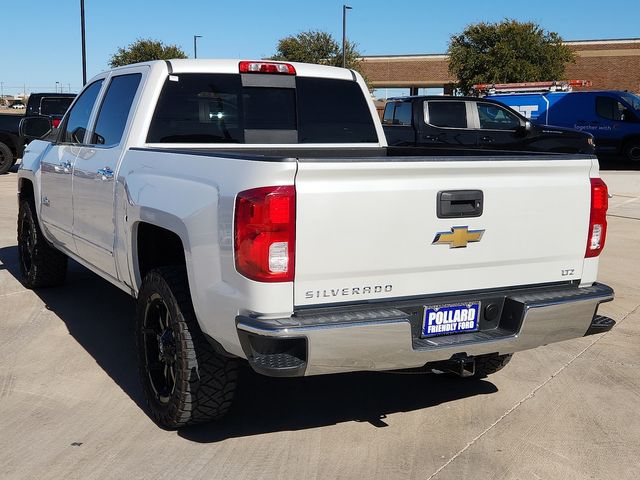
480 136 494 143
54 160 72 173
437 190 484 218
97 167 114 181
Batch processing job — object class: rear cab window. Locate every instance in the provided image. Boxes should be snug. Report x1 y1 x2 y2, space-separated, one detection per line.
424 101 467 128
147 74 378 144
382 102 412 126
40 97 74 116
382 103 396 125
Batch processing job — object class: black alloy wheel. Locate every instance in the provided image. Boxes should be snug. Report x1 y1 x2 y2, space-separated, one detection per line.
142 294 178 405
135 267 238 428
16 199 67 288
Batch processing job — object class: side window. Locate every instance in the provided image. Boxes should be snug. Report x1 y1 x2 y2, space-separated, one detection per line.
596 96 625 121
425 101 467 128
90 74 142 146
382 103 395 125
477 103 521 130
61 80 103 144
393 102 412 126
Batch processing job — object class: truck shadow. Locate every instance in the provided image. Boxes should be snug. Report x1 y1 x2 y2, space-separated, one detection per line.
0 245 498 443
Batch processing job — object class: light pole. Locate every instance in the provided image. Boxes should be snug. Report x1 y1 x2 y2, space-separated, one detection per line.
194 35 202 59
342 5 352 68
80 0 87 85
55 81 60 93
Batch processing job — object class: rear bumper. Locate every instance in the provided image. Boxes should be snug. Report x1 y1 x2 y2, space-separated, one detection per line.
236 282 614 377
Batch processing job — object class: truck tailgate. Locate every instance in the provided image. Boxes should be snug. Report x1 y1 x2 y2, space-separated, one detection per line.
294 158 592 307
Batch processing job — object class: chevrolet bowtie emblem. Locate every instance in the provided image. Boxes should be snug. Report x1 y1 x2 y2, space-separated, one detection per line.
432 226 485 248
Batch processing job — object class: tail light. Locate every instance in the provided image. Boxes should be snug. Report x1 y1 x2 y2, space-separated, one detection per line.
239 61 296 75
234 186 295 282
52 118 61 128
585 177 608 258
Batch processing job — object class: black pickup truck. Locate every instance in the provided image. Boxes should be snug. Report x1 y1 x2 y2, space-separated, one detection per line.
382 96 595 155
0 92 75 174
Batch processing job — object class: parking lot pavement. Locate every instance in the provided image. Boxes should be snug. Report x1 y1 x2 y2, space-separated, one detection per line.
603 171 640 220
0 170 639 480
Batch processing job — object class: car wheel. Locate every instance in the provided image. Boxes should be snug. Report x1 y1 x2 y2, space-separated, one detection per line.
17 199 68 288
136 266 238 428
0 141 15 175
623 141 640 163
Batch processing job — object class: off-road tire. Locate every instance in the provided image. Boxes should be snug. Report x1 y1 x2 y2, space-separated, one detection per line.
472 353 513 378
0 141 15 175
623 141 640 163
136 266 238 429
17 199 67 288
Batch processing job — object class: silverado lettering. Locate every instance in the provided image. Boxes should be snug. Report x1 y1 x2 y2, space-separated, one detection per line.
305 285 393 299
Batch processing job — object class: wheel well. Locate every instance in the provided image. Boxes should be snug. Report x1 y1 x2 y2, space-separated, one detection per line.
18 179 34 203
0 132 18 154
622 135 640 149
136 223 186 280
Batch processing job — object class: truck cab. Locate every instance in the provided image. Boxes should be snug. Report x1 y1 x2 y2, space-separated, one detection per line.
383 96 594 155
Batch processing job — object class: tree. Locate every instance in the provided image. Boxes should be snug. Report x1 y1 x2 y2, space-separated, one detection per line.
271 30 366 79
447 19 576 95
109 38 187 68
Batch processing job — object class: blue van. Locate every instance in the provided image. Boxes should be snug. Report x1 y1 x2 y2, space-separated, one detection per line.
487 90 640 162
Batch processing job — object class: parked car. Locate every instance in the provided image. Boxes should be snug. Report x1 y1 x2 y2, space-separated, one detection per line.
18 59 614 428
487 90 640 162
383 96 595 155
25 93 75 128
11 103 25 109
0 92 75 174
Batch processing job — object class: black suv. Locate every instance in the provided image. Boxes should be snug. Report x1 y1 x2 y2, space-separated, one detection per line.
383 96 595 155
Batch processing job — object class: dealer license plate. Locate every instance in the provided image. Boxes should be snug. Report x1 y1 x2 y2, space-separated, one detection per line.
422 302 480 338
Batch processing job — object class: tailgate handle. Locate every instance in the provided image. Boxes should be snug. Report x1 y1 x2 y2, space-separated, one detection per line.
437 190 483 218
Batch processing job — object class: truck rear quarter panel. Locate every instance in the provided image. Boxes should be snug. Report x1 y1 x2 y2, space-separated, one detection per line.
118 149 297 356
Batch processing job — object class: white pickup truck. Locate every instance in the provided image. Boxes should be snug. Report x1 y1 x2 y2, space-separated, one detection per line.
17 59 615 428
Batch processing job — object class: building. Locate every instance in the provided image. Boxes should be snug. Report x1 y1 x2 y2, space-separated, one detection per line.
361 38 640 95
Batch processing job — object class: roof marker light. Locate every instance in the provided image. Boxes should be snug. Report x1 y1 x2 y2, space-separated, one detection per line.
239 61 296 75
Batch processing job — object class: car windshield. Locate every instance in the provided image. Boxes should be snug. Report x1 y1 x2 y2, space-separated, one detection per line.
620 92 640 112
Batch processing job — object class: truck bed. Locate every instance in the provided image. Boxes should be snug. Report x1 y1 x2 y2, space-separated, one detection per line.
134 145 588 161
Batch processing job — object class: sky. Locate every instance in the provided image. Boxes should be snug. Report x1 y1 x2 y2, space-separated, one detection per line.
1 0 639 96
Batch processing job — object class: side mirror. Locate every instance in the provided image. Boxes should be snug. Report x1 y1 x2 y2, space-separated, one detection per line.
91 132 106 145
19 116 52 140
71 127 87 144
515 121 532 137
